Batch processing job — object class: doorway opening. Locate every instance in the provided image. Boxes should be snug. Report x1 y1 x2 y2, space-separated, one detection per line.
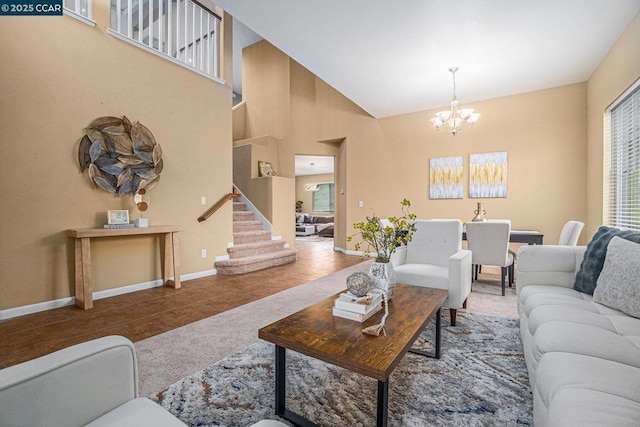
295 155 335 244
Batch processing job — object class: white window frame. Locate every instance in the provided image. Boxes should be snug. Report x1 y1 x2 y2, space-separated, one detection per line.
603 77 640 231
312 182 335 213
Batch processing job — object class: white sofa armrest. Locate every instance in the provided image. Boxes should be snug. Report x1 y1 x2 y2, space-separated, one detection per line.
0 336 138 427
516 245 586 295
447 249 472 308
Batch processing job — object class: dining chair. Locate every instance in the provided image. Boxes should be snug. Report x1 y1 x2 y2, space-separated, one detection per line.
558 220 584 246
390 219 472 326
465 220 514 296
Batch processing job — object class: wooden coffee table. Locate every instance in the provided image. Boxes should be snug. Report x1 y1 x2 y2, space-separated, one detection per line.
258 284 448 427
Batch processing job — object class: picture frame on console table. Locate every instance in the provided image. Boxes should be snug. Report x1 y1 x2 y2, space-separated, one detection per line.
107 210 129 225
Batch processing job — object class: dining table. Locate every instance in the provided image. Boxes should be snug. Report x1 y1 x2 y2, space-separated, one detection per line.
462 229 544 245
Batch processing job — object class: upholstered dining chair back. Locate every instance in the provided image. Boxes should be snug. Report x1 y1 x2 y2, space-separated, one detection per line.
465 220 512 267
465 220 514 296
405 220 462 267
558 220 584 246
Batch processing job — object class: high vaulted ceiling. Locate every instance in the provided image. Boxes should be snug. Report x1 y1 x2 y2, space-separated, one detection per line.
213 0 640 119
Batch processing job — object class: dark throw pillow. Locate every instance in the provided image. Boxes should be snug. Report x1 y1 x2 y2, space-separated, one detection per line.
574 226 640 294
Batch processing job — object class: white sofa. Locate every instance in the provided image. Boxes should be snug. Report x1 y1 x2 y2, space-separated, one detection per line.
516 244 640 426
0 335 287 427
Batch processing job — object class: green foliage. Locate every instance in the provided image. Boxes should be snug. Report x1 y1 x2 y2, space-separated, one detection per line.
346 199 417 262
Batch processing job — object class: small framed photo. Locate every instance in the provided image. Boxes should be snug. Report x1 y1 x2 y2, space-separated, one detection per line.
107 210 130 225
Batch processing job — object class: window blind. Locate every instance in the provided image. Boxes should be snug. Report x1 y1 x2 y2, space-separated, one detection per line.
604 78 640 231
313 183 335 213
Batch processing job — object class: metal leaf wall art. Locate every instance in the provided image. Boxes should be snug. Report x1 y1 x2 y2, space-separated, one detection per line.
78 116 163 197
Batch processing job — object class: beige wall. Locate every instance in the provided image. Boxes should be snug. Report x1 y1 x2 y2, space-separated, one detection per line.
372 84 588 245
241 41 590 251
295 173 335 215
586 13 640 240
6 8 636 313
0 6 234 310
242 41 290 141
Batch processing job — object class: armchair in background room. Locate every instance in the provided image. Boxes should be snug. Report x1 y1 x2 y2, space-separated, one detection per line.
390 219 472 326
465 220 514 296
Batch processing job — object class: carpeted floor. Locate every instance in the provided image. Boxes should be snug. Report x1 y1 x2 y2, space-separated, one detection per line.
154 310 532 426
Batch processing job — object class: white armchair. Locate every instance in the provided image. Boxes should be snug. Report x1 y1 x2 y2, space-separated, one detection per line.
0 336 287 427
390 219 472 326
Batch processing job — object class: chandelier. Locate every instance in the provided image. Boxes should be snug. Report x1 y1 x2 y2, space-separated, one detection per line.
431 67 480 136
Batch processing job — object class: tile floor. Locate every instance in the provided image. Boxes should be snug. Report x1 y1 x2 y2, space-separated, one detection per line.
0 238 363 369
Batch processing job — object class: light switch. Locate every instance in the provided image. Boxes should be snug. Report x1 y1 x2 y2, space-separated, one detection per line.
201 197 207 205
358 201 364 208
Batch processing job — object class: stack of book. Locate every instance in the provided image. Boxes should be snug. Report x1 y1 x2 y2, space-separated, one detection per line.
103 223 135 229
332 291 383 322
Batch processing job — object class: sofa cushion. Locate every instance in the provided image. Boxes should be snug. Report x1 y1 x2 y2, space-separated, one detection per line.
394 263 450 289
544 387 640 427
86 398 187 426
313 216 334 224
593 236 640 318
522 289 595 319
531 321 640 370
573 226 640 295
535 353 640 427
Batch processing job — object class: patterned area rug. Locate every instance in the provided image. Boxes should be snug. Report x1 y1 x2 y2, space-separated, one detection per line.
154 311 532 426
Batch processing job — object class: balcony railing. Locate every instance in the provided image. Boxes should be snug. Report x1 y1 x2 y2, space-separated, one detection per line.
109 0 222 81
64 0 95 26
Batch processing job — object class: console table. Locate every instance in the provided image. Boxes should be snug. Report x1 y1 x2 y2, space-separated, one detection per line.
67 225 181 309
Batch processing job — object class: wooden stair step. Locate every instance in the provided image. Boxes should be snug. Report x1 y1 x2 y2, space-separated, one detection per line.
215 248 297 275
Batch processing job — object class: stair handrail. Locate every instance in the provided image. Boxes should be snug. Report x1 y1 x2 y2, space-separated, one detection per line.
198 190 240 222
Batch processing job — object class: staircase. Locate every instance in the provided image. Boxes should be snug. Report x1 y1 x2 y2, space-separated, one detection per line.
214 201 297 275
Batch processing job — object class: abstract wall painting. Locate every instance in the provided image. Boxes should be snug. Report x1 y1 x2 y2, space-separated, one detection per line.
469 152 508 198
429 156 464 199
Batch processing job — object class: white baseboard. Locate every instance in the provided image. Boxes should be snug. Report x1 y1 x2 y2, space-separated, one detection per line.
0 269 217 321
334 246 365 257
0 297 76 321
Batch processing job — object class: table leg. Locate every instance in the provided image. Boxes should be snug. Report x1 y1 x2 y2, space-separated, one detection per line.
163 232 181 288
408 307 441 359
74 238 93 309
172 231 181 289
275 345 286 417
274 345 320 427
377 380 389 427
435 307 441 359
